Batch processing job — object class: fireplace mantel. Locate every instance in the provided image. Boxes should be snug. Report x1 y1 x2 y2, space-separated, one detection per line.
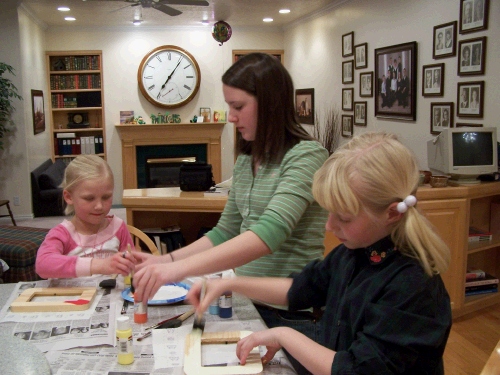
116 123 225 189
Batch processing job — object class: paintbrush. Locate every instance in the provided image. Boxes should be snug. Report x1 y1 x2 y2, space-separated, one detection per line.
137 309 195 341
127 245 135 294
192 278 206 333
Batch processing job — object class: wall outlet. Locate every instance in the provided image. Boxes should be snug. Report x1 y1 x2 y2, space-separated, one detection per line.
13 196 20 206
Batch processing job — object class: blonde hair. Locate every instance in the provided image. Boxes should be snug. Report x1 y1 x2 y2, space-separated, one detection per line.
61 155 114 216
313 131 450 276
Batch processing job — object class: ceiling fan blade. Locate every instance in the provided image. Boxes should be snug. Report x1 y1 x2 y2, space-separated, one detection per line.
152 3 182 16
158 0 209 6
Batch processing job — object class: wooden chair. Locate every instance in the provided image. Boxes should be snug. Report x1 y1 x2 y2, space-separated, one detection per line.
0 200 16 226
127 225 160 256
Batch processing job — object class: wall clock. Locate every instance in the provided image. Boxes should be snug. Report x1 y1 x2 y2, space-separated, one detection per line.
137 45 201 108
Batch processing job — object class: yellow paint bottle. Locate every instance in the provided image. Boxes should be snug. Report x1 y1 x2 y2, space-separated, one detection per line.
116 316 134 365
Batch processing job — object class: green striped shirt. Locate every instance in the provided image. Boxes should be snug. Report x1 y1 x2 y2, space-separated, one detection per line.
206 140 329 278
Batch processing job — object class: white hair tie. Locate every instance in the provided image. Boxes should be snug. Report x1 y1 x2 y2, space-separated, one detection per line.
397 195 417 213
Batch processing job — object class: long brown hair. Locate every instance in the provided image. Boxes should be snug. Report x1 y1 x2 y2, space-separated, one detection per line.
222 53 313 164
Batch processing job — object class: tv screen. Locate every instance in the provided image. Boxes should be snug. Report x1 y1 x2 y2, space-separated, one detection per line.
452 132 493 167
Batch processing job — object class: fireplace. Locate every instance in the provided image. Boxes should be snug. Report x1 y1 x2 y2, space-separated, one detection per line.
116 123 225 189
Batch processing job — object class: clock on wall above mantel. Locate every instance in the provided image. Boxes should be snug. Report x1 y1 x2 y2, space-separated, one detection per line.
137 45 201 109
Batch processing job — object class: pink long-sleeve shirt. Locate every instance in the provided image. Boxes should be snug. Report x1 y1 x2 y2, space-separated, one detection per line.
36 216 133 279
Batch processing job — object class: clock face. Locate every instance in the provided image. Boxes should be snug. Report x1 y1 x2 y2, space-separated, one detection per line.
73 114 83 124
138 45 201 108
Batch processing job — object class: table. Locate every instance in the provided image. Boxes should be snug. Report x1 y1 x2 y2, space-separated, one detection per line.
122 187 227 244
0 280 297 375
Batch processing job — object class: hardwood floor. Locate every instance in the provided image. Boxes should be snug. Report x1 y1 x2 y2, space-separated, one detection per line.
444 302 500 374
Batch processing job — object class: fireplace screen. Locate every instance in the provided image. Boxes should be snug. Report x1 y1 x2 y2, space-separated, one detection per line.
146 157 196 188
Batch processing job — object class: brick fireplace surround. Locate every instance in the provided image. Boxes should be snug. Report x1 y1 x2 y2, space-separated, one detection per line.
116 123 225 189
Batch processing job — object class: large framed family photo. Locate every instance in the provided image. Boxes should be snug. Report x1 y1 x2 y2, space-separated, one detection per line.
458 36 487 76
460 0 488 34
422 63 444 97
433 21 457 59
457 81 484 118
430 102 454 135
374 41 417 121
295 88 315 125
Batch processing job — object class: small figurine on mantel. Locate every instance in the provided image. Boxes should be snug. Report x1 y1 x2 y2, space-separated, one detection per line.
190 115 198 123
136 116 146 124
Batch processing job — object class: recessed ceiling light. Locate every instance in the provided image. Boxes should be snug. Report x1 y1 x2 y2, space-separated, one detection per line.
57 7 70 12
279 9 290 14
263 18 273 22
64 17 76 21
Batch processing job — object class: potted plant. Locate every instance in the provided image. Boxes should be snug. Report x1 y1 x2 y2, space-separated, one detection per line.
0 62 23 149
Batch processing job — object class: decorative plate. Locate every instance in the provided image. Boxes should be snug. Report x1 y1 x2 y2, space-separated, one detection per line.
121 282 190 305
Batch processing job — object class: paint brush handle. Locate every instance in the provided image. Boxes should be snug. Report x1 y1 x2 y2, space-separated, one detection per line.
193 279 206 328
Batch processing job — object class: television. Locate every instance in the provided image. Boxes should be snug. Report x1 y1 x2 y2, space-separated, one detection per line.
427 127 498 185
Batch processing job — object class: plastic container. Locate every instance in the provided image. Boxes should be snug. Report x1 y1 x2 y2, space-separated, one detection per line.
218 291 232 318
116 316 134 365
134 301 148 324
208 273 221 315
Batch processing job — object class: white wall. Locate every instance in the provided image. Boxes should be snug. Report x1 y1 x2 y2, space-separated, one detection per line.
44 26 284 205
285 0 499 170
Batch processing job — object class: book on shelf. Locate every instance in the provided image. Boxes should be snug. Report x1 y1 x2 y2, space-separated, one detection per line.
204 187 230 197
466 268 486 280
465 287 498 297
465 283 498 293
464 273 499 287
468 226 493 242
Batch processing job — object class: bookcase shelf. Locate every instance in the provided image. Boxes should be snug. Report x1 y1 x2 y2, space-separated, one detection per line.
416 183 500 319
46 50 106 162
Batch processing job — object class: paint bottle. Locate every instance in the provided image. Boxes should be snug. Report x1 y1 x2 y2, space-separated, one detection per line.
134 301 148 324
116 316 134 365
124 274 131 285
218 291 232 318
208 274 221 315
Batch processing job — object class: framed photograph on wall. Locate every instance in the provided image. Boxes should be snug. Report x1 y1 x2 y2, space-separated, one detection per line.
354 43 368 69
342 60 354 84
430 102 454 135
342 88 354 111
433 21 457 59
456 122 483 127
459 0 488 34
342 32 354 57
31 90 45 135
374 41 417 120
422 63 444 97
458 36 487 76
295 88 314 125
457 81 484 118
232 49 284 64
342 115 353 137
354 101 367 126
359 72 373 97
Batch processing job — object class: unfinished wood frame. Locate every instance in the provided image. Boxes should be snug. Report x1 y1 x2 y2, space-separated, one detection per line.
10 287 97 312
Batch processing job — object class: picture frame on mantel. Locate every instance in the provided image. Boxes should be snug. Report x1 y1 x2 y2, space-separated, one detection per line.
31 90 45 135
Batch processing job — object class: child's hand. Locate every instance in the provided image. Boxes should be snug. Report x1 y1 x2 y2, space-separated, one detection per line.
236 328 283 365
91 251 137 276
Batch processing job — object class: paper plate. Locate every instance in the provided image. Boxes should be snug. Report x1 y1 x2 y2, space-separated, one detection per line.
121 282 190 305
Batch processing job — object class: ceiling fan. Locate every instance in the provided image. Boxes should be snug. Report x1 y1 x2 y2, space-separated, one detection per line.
85 0 209 17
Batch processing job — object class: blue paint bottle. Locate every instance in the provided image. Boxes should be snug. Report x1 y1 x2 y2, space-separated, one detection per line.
218 291 232 318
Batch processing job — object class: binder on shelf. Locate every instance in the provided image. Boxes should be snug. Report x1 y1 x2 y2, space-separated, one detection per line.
468 227 493 242
465 287 498 297
465 268 486 281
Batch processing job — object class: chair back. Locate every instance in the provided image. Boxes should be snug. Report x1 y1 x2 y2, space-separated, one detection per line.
127 225 160 256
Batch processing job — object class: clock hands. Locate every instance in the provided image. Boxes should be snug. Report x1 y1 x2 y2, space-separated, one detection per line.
160 56 183 90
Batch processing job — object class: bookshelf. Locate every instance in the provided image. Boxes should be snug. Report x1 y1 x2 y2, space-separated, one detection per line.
46 50 106 162
416 182 500 318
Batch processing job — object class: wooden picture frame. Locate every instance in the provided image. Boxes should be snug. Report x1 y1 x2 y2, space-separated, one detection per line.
456 122 483 127
354 101 367 126
342 32 354 57
459 0 488 34
10 287 97 312
342 88 353 111
375 41 417 121
232 49 284 64
422 63 444 97
359 72 373 97
295 88 314 125
458 36 487 76
430 102 454 135
354 43 368 69
341 115 353 137
31 89 45 135
342 60 354 84
433 21 457 59
457 81 484 118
